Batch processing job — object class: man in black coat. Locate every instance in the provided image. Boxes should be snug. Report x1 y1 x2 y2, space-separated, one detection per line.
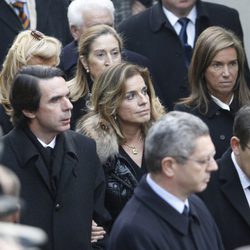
0 65 110 250
108 111 223 250
118 0 250 110
199 105 250 250
0 0 72 68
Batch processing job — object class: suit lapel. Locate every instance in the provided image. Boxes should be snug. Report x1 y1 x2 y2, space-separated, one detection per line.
135 177 190 235
56 132 79 194
219 152 250 227
0 1 22 32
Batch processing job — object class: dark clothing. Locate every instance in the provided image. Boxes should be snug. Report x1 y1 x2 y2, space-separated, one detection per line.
174 98 239 159
70 95 88 130
104 154 138 225
78 113 147 227
199 149 250 250
119 146 146 181
0 0 72 68
0 104 13 135
118 1 250 110
0 127 110 250
108 176 224 250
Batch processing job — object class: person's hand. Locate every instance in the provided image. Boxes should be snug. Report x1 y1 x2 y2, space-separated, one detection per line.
132 1 147 15
91 220 106 243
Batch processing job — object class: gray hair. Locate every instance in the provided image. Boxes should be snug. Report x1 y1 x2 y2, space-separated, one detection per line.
67 0 115 28
145 111 210 173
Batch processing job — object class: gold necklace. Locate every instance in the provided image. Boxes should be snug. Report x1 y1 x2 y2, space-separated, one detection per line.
124 144 139 155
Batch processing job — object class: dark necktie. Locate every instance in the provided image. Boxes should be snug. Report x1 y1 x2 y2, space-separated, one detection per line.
12 1 30 29
178 17 192 67
45 147 53 172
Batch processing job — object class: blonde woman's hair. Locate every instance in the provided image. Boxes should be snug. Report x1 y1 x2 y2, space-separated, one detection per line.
68 24 123 102
0 30 62 115
77 63 165 143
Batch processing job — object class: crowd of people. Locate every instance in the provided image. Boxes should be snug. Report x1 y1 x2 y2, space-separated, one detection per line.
0 0 250 250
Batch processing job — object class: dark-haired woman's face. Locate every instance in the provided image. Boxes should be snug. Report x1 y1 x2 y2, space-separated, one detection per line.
205 47 238 104
81 34 121 80
117 74 151 128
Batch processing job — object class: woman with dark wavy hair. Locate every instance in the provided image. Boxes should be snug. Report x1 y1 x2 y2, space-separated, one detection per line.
175 26 250 159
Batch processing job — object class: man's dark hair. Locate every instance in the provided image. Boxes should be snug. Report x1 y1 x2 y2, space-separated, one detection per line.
233 104 250 150
10 65 64 127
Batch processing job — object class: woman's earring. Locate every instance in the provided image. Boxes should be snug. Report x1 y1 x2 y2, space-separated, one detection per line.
114 115 117 121
85 68 89 73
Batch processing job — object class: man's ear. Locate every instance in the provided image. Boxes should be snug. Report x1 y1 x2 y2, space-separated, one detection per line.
22 110 35 119
70 25 81 41
231 136 240 155
161 157 176 178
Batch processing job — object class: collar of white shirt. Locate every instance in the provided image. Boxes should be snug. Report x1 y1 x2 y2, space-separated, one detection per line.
211 94 234 111
146 174 189 214
37 137 56 149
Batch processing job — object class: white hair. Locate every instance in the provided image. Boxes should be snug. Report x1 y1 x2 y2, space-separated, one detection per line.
67 0 115 28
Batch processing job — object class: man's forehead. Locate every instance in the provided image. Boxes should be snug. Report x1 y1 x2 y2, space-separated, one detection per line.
83 8 114 28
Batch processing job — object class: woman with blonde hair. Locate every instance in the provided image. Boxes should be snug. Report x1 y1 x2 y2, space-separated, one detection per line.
77 62 165 226
175 26 250 158
67 24 123 129
0 30 61 134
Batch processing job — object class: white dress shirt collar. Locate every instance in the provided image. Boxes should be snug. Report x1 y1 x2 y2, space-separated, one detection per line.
211 94 234 111
146 174 189 213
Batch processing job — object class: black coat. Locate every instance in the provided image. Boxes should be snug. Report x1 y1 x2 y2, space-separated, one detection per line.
0 0 72 68
174 99 239 159
0 127 110 250
108 176 224 250
118 1 250 110
199 149 250 250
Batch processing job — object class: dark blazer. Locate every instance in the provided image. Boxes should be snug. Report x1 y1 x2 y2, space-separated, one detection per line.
108 176 224 250
174 98 239 159
199 149 250 250
0 0 72 68
118 1 250 110
0 127 110 250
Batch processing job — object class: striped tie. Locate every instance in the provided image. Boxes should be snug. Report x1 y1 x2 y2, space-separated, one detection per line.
12 1 30 30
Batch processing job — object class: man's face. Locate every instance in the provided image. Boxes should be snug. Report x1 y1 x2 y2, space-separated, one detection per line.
232 137 250 178
161 0 196 17
174 135 218 199
75 8 113 41
28 77 73 143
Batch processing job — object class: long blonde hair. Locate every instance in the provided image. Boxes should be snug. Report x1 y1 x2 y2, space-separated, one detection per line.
0 30 61 115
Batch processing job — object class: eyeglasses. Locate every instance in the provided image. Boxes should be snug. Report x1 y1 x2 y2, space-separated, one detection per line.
179 153 216 167
30 30 44 40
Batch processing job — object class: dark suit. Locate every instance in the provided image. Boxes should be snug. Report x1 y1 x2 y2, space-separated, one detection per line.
0 127 110 250
199 149 250 250
174 98 239 159
118 1 250 110
108 176 224 250
0 0 72 68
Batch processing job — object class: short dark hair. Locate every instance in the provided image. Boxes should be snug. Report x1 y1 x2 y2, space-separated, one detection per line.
233 104 250 150
10 65 64 127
